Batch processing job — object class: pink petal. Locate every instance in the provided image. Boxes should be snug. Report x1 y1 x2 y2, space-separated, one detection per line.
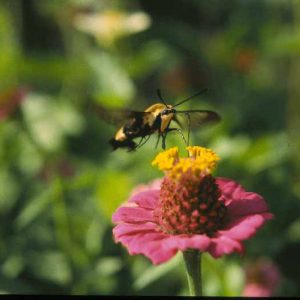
216 177 246 205
163 234 211 253
217 177 272 218
226 195 272 217
112 206 154 223
208 234 244 258
129 179 162 196
128 190 160 210
115 228 212 265
113 222 158 240
220 213 273 241
141 236 179 265
116 231 177 264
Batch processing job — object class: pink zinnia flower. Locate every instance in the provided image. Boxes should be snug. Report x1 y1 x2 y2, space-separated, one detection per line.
112 146 273 265
242 258 281 297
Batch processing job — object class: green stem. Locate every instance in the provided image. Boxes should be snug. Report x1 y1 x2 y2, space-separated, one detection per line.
182 250 202 296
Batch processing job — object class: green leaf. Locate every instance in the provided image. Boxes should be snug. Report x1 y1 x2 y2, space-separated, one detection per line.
28 251 72 285
287 219 300 242
133 253 181 290
95 169 132 220
96 257 123 276
15 187 52 230
85 219 106 255
16 132 43 176
21 93 84 151
87 52 135 107
0 169 19 214
223 263 244 296
1 255 24 279
242 133 289 173
263 27 300 57
126 41 174 78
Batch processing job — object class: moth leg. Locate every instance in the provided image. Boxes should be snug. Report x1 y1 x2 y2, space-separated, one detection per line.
135 136 144 148
161 132 167 150
185 112 191 146
136 135 151 149
167 127 187 145
155 134 161 149
161 120 173 150
142 135 151 147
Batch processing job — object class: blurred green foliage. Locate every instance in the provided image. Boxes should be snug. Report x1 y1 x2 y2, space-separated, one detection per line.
0 0 299 296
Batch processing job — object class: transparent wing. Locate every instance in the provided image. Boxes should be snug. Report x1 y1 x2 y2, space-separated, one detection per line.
174 110 221 129
91 104 152 126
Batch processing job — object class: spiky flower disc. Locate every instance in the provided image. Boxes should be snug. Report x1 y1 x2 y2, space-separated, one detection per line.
152 146 225 235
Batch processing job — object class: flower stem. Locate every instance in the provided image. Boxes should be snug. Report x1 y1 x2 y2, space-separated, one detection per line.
182 250 202 296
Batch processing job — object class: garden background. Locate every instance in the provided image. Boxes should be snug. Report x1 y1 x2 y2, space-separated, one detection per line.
0 0 299 296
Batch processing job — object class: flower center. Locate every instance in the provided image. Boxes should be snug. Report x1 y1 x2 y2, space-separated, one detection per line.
153 172 227 235
152 146 226 235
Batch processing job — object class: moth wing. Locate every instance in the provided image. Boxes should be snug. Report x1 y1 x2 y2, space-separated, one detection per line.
174 110 221 129
92 104 152 126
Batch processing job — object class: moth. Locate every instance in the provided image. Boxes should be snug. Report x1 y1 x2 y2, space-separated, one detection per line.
94 89 220 151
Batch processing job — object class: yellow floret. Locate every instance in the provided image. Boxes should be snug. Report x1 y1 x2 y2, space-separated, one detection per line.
151 147 179 171
152 146 220 179
168 159 196 179
187 146 220 161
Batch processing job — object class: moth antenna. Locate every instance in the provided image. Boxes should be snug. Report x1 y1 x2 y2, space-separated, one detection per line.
157 89 168 107
173 88 209 108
